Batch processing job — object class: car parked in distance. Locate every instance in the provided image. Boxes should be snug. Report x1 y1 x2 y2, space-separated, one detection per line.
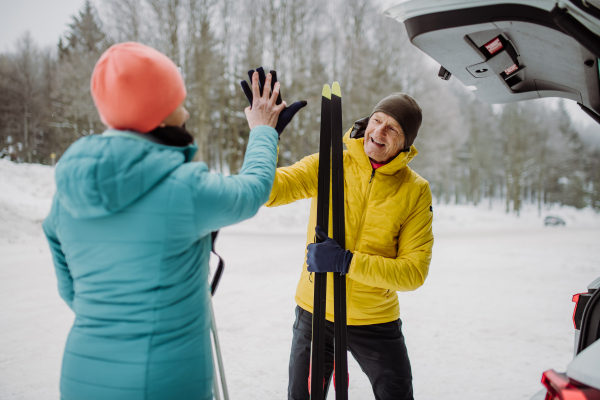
384 1 600 399
545 216 566 226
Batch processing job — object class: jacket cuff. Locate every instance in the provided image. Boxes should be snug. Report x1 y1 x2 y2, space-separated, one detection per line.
249 125 278 141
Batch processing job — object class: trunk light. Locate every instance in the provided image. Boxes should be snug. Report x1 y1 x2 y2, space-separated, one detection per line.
484 37 504 55
504 64 518 75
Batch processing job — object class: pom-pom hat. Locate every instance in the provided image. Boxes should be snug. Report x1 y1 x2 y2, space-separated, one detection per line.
91 42 186 133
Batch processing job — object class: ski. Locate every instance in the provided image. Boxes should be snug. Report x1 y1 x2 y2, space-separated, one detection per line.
310 84 332 400
331 82 348 400
310 82 348 399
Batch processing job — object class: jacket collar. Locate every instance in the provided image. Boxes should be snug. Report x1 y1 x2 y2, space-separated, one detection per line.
343 128 417 175
102 130 198 162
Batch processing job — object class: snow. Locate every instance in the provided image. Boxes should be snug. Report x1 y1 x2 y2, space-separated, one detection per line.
0 159 54 244
1 159 599 400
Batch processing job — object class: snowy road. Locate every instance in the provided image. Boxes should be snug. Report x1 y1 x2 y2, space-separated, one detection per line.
1 223 599 399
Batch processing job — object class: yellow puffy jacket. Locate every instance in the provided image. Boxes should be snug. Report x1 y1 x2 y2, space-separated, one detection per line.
266 129 433 325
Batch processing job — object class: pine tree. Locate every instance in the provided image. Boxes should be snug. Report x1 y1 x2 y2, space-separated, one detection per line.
65 0 106 53
52 0 109 154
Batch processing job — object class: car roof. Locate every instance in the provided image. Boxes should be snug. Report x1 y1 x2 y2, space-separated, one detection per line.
385 0 600 123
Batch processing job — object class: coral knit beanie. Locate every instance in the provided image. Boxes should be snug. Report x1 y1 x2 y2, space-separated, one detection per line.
91 42 186 133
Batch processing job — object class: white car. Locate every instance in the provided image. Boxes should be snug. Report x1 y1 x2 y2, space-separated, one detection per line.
384 1 600 399
384 0 600 120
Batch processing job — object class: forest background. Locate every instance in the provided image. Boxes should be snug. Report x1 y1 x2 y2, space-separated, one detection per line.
1 0 600 214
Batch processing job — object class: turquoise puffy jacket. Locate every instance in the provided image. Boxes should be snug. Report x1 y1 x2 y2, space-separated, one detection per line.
43 127 278 400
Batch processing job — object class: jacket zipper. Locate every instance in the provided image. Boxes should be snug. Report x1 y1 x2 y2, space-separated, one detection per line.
354 169 376 251
347 168 376 311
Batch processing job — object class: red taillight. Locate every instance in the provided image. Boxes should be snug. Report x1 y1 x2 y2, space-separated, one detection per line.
484 37 504 55
541 370 600 400
572 292 589 329
573 293 582 329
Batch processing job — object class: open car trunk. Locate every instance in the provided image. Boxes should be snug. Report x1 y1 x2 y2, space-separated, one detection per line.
384 0 600 123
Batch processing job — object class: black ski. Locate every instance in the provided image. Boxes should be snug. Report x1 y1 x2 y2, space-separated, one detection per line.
331 82 348 400
311 82 348 399
310 84 331 400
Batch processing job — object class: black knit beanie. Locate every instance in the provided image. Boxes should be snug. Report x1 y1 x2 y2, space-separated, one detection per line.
370 93 422 150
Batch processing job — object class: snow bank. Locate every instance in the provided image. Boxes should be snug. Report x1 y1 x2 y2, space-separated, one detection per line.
2 158 600 244
0 159 55 244
229 198 600 235
226 198 312 234
432 201 600 232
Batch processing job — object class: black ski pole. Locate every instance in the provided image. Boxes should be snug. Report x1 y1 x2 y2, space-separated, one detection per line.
210 231 229 400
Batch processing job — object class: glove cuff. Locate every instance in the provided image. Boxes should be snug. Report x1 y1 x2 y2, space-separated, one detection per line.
341 250 353 275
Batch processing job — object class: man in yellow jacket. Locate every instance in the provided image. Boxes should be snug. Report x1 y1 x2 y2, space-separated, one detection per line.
266 93 433 400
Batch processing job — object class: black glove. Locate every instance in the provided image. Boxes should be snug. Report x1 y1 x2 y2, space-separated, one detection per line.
306 226 353 274
240 66 307 136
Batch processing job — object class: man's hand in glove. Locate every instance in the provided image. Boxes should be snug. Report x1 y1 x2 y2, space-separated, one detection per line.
240 66 307 137
306 226 353 274
244 70 286 130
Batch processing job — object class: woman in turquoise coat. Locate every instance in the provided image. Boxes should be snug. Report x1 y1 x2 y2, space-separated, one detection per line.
43 42 288 400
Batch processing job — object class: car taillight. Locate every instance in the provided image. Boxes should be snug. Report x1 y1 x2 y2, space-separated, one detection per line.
572 292 592 330
484 37 504 55
541 370 600 400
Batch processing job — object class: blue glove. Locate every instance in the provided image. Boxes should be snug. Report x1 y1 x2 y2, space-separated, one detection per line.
306 226 353 274
240 67 307 137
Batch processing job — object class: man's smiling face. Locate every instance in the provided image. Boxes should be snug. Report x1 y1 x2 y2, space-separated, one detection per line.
363 112 405 163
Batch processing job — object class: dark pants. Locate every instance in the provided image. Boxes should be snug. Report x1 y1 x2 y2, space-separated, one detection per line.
288 306 413 400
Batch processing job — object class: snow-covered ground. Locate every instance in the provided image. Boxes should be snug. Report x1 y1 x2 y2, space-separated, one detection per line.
1 158 600 399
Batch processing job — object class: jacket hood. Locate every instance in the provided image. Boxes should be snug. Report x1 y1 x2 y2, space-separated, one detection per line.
343 128 417 175
55 130 197 219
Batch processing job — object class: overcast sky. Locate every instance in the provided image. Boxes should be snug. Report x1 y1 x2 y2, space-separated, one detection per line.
0 0 92 53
